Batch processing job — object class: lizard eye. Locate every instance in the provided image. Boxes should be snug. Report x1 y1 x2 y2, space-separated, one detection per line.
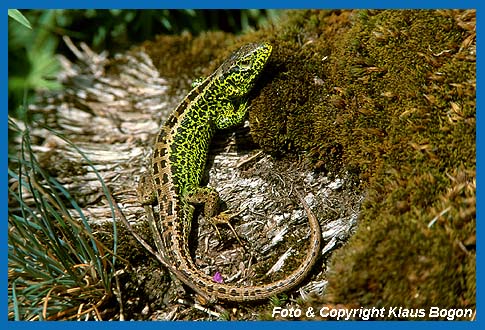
236 60 252 72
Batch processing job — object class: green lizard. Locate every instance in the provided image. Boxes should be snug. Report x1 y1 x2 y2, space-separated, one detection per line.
138 42 321 302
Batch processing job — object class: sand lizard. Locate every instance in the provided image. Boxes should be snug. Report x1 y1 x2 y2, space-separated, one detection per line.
138 42 321 302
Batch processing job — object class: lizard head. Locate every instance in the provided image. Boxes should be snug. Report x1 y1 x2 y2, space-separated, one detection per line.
218 42 272 98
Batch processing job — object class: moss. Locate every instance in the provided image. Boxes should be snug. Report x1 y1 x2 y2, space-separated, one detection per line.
140 31 237 93
254 9 475 312
253 9 475 312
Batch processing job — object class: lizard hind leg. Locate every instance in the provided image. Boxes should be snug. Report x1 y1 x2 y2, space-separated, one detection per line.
184 186 244 247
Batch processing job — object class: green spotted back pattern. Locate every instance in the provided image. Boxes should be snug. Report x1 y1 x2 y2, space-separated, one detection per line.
138 42 322 302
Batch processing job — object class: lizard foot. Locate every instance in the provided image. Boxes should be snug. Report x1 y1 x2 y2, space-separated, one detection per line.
210 210 245 248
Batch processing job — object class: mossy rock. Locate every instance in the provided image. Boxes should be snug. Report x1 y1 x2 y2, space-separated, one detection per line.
135 9 476 316
250 9 475 313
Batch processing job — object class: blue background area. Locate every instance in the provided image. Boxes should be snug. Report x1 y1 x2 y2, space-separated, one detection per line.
3 0 481 327
6 0 480 9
